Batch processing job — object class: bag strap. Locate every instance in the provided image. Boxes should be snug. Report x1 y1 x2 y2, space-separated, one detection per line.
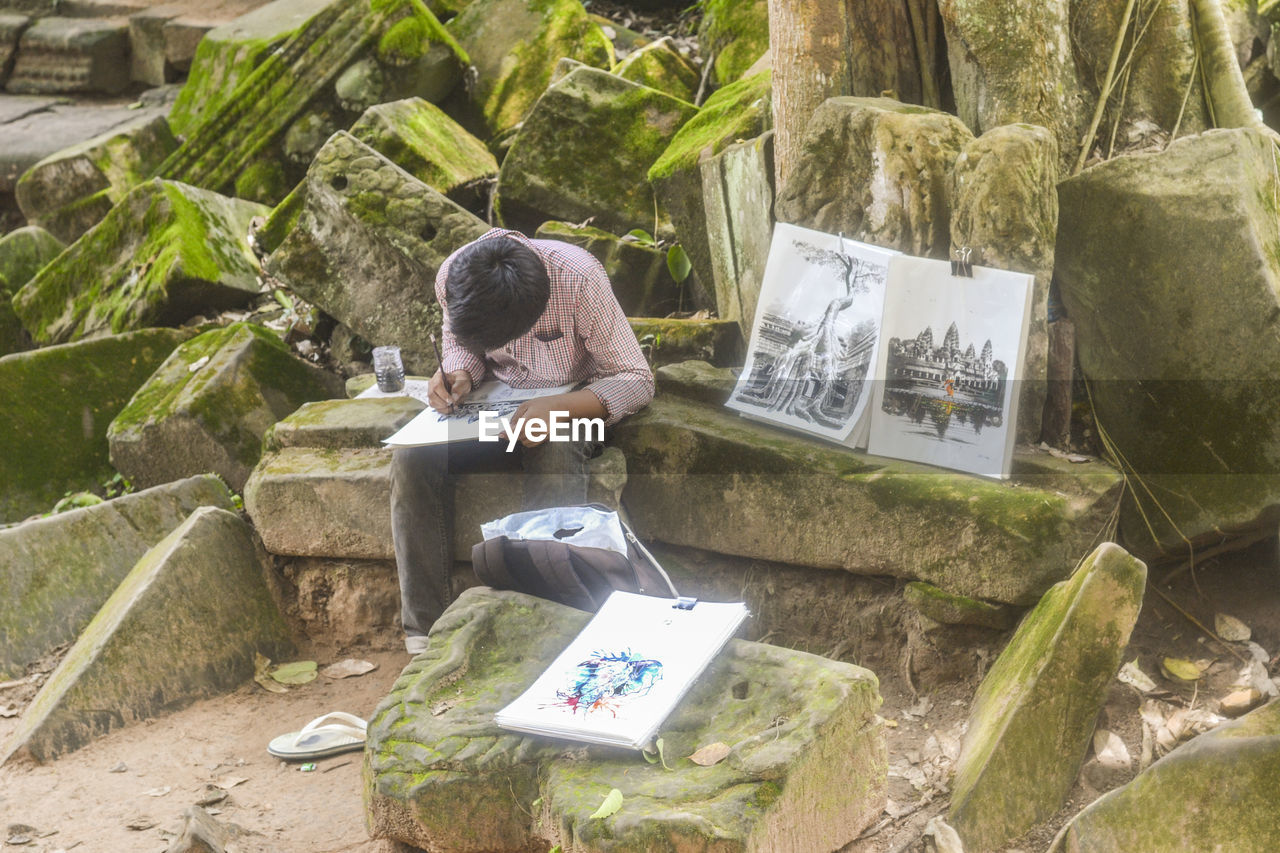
473 537 519 590
525 540 600 610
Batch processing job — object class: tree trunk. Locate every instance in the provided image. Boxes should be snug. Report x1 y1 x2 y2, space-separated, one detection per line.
768 0 938 188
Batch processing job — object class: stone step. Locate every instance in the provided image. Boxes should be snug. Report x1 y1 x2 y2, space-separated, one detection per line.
365 587 887 852
6 17 130 95
611 395 1124 605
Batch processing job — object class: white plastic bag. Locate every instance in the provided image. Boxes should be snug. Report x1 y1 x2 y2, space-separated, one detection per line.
480 506 628 556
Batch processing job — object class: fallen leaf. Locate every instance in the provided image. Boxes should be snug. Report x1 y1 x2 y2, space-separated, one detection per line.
124 816 156 831
1092 729 1131 770
187 355 210 373
213 776 247 790
142 786 171 797
688 742 730 766
1118 659 1158 692
0 706 16 718
109 762 128 773
1215 613 1251 643
254 653 287 694
194 785 227 807
1161 657 1204 682
321 659 377 679
589 788 624 820
270 660 317 685
430 698 458 716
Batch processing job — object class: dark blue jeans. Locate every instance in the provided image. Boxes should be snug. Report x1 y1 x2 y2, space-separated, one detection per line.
390 438 598 637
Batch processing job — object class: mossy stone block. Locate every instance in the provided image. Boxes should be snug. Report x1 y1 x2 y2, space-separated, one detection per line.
107 322 345 492
447 0 613 136
1056 127 1280 558
655 358 736 406
648 69 771 301
263 395 425 451
0 225 64 293
949 542 1147 851
12 179 268 346
702 130 774 335
349 96 497 207
902 581 1016 630
14 114 178 244
496 65 697 235
628 316 742 368
0 507 294 763
613 35 697 102
535 220 685 317
264 131 490 374
774 97 973 259
697 0 769 86
611 397 1125 605
0 328 193 523
1049 699 1280 852
0 475 234 680
168 0 340 136
364 587 886 852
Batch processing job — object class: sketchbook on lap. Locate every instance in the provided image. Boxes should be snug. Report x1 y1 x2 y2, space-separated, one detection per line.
380 380 575 447
495 591 749 749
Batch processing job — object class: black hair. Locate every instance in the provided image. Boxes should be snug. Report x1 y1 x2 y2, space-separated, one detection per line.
445 238 551 354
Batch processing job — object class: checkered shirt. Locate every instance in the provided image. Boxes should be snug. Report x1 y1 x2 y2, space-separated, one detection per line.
436 228 655 426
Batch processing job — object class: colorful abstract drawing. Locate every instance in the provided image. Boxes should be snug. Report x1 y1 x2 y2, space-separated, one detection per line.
550 649 663 716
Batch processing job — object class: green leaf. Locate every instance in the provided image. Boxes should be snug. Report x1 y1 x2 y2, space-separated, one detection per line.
273 289 295 312
254 652 288 694
656 736 672 771
625 228 656 247
641 747 658 764
589 788 624 819
270 660 318 685
666 244 691 284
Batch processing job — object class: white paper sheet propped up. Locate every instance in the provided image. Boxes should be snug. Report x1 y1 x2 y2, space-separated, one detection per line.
381 380 575 447
866 257 1033 479
495 592 749 749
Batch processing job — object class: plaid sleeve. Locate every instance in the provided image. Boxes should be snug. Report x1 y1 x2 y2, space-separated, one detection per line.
575 263 655 426
434 260 486 385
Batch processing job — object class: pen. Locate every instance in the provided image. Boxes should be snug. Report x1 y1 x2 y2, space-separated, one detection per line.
430 334 453 412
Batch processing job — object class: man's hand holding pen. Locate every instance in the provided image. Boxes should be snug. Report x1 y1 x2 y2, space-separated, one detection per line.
428 369 472 413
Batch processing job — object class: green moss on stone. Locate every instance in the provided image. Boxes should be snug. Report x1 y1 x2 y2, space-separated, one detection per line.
613 37 698 102
233 159 290 205
349 98 497 194
648 69 771 181
698 0 769 85
0 226 64 292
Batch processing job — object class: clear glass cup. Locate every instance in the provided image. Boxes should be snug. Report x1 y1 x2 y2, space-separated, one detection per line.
372 345 405 393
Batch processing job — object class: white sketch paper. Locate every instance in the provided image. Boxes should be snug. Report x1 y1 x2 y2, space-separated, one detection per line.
727 223 897 445
867 256 1033 479
495 592 748 749
381 380 575 447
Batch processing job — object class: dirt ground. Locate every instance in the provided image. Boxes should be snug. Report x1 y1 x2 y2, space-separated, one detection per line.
1 540 1276 853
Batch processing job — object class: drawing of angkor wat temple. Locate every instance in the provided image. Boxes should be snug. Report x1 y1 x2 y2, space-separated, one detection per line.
881 322 1008 434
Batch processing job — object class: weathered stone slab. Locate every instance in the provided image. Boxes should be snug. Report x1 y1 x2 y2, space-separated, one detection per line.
348 97 497 208
696 0 768 86
13 179 267 345
6 17 130 95
126 5 218 86
627 316 743 367
0 98 166 194
613 35 697 101
166 0 337 136
950 123 1058 444
1056 127 1280 558
0 328 193 523
495 65 697 235
158 0 465 196
364 587 886 852
648 69 771 305
535 220 684 317
264 131 489 373
281 556 401 649
902 581 1016 630
107 323 344 492
938 0 1083 169
0 506 294 764
446 0 613 136
611 396 1125 605
0 475 235 680
243 397 627 560
1048 698 1280 853
775 97 973 258
702 130 773 336
0 13 30 87
0 225 62 292
654 358 735 406
14 113 178 244
949 542 1146 850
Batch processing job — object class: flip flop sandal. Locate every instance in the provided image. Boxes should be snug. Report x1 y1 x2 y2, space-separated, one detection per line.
267 711 367 761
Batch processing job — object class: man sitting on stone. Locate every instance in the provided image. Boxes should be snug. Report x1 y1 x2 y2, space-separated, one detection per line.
393 228 655 654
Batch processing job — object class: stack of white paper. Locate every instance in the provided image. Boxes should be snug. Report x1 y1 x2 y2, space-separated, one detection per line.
381 380 574 447
495 592 749 749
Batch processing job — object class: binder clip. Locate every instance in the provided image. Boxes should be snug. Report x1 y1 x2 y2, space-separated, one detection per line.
673 596 698 611
951 246 974 278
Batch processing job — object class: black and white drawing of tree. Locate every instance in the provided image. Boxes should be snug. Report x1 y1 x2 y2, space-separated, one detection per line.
791 240 879 295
